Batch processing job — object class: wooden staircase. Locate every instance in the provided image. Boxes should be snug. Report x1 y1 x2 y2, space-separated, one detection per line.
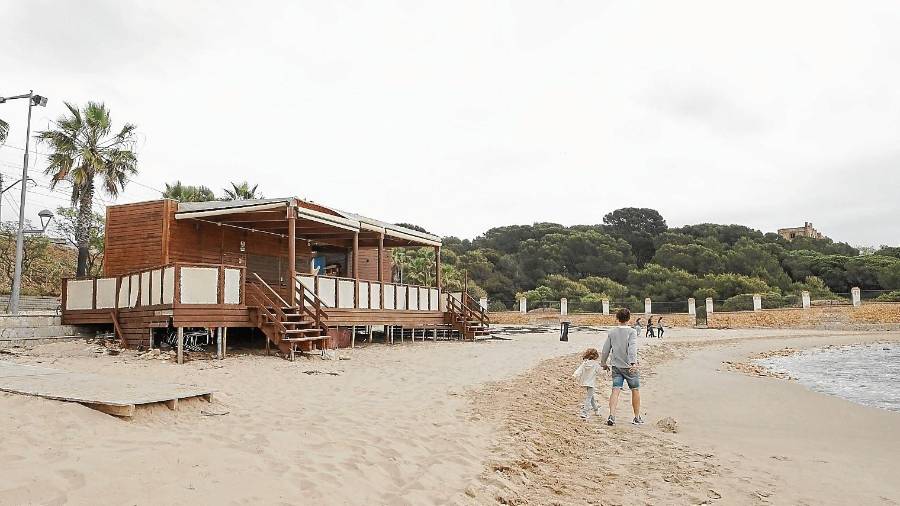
247 273 329 360
447 292 491 340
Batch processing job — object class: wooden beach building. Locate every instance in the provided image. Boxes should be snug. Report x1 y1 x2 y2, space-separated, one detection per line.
60 198 489 359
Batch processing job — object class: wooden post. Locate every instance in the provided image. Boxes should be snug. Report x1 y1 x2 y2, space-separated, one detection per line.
177 327 184 365
378 233 385 310
222 327 228 358
352 232 359 307
435 246 441 291
288 208 296 307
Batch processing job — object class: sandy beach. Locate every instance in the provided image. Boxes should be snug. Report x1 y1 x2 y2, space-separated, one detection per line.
1 327 899 505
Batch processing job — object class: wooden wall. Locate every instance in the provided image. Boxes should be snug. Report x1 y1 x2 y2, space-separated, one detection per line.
357 247 393 282
104 200 170 276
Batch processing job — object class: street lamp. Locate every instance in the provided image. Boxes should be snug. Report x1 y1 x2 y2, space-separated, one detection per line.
24 209 55 235
0 90 48 314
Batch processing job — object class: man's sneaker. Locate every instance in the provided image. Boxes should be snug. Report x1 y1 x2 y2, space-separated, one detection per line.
606 415 615 426
595 408 603 417
632 416 645 425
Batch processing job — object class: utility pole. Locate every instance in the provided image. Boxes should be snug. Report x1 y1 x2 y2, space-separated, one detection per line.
0 90 48 314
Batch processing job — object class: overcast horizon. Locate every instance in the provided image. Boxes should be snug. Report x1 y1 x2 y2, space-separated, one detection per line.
1 1 898 246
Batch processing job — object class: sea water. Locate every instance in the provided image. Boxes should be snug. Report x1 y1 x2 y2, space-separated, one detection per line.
755 343 900 413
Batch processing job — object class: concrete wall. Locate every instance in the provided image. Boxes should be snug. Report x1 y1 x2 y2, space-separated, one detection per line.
490 310 696 327
0 313 93 348
706 302 900 329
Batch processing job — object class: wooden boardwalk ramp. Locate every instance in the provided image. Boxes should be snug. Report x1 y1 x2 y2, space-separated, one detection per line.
0 361 213 417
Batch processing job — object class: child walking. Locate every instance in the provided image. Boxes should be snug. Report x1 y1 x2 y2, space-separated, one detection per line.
601 308 643 426
573 348 603 419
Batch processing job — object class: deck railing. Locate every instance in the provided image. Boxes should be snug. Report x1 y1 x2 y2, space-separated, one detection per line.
295 274 440 311
61 262 246 312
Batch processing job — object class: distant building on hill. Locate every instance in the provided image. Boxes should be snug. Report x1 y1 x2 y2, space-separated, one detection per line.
778 222 825 241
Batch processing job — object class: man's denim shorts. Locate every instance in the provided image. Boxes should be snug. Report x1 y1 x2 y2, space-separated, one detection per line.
611 366 640 389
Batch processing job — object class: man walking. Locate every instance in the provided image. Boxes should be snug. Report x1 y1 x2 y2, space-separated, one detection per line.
601 307 643 426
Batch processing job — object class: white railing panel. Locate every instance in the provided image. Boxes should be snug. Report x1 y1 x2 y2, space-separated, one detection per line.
96 278 117 309
118 277 130 308
298 275 315 295
408 287 419 310
129 274 139 307
418 287 428 311
358 282 370 309
429 289 439 310
151 269 162 305
383 284 395 309
140 271 151 306
370 283 381 310
162 266 175 304
224 268 242 304
319 277 336 307
179 267 219 304
396 285 407 310
338 279 355 309
66 280 94 310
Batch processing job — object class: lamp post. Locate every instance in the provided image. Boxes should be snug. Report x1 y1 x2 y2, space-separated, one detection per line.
0 91 48 314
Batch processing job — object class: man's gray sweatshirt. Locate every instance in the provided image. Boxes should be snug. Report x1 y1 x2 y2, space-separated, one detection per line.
601 326 638 368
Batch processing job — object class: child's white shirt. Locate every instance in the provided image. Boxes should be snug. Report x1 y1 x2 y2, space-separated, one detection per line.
573 359 602 388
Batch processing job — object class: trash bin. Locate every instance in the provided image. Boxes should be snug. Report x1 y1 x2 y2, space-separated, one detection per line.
560 321 570 341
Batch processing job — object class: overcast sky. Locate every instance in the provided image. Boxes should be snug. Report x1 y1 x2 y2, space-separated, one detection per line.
1 0 898 246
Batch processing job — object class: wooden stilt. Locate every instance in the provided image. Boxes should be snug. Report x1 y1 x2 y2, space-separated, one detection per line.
351 326 356 349
148 328 154 350
222 327 228 358
177 327 184 365
368 325 372 343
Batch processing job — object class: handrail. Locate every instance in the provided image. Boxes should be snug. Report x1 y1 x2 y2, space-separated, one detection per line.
246 283 287 335
251 273 290 308
295 276 330 308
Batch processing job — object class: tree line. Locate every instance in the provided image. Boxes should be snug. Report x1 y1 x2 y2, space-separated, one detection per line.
401 208 900 312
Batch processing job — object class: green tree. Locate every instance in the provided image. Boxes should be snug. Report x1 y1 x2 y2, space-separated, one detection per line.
222 181 262 200
698 273 773 300
602 208 667 266
52 206 105 276
163 181 215 202
38 102 138 276
579 276 628 299
652 243 725 274
626 264 700 301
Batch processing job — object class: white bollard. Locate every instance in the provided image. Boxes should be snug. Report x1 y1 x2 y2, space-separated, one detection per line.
479 297 488 311
801 291 811 309
705 297 714 314
519 297 527 313
753 294 762 312
687 298 696 316
644 297 652 315
602 298 610 315
560 298 568 316
851 287 861 307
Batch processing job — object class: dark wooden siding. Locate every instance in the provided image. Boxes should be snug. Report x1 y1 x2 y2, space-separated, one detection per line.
103 200 169 276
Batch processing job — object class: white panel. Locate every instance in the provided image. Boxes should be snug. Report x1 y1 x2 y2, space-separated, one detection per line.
180 267 219 304
118 277 129 308
151 269 162 305
66 280 94 310
95 278 117 309
338 279 355 309
419 288 428 311
299 275 315 296
408 287 419 310
162 266 175 304
129 275 139 307
140 271 151 306
224 268 241 304
358 282 369 309
429 289 439 310
319 277 336 307
397 286 407 310
383 284 395 309
370 283 381 310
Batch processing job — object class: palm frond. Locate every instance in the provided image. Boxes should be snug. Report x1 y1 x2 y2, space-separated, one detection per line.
0 118 8 144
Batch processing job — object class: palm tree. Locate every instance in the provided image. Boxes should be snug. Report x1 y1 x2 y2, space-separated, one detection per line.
0 118 8 144
163 180 215 202
222 181 262 200
38 102 138 277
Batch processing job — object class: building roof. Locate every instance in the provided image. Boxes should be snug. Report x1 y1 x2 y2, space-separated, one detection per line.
173 197 441 247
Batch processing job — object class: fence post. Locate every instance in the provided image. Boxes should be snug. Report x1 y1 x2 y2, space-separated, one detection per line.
644 297 652 315
705 297 714 314
602 298 610 315
479 297 488 311
851 287 861 307
687 297 696 315
560 298 568 316
801 291 811 309
519 297 527 313
753 294 762 311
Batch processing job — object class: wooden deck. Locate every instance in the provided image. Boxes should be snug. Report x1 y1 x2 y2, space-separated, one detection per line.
0 361 213 417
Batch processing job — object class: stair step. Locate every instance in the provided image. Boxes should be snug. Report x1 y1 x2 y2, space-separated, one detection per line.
282 321 312 327
282 336 328 343
284 329 322 335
